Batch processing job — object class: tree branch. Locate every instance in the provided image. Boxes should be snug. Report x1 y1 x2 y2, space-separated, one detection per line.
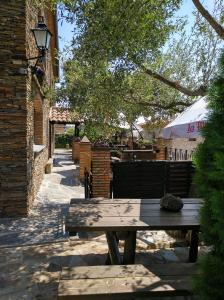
192 0 224 40
140 64 207 96
124 96 191 113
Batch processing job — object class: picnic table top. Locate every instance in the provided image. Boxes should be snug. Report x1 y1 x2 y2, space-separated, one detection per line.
66 198 202 232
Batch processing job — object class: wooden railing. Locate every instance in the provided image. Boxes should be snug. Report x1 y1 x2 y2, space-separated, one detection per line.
84 169 92 198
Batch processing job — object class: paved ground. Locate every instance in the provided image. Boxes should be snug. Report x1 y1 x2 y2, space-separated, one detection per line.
0 149 84 247
0 149 203 299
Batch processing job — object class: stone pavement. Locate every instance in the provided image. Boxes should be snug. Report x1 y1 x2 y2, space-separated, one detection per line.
0 149 84 247
0 149 204 299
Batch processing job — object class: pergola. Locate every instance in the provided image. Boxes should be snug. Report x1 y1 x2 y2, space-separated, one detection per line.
49 107 83 155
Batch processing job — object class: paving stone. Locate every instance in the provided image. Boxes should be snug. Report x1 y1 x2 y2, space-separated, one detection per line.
0 150 84 248
159 249 180 262
174 246 189 261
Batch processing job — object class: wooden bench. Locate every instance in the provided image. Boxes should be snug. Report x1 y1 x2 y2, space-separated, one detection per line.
58 263 198 299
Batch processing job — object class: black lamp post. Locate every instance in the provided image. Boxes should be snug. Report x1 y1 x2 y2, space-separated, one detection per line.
29 16 52 73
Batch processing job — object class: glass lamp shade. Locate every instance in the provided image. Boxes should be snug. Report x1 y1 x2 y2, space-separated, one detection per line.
31 26 52 51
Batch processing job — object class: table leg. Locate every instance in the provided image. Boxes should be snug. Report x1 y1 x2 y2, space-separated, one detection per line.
105 231 122 265
189 229 199 262
123 231 136 264
105 232 119 265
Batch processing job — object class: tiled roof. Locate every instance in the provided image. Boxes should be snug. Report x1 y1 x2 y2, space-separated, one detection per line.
49 107 81 124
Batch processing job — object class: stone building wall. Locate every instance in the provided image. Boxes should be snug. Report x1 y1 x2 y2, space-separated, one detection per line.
0 0 57 216
169 137 203 152
32 147 49 200
155 137 203 161
0 1 28 216
26 0 54 213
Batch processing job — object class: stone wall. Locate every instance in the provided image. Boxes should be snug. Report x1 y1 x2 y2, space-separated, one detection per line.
32 147 49 201
169 137 203 152
0 1 28 216
155 137 203 161
26 0 53 213
0 1 56 216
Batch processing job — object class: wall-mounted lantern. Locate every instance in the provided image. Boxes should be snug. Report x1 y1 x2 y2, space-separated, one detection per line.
28 16 52 74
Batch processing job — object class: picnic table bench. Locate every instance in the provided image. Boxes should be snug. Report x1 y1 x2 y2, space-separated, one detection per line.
66 198 202 264
58 263 198 299
58 198 202 299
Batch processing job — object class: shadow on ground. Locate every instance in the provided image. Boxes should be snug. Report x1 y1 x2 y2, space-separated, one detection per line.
0 149 84 248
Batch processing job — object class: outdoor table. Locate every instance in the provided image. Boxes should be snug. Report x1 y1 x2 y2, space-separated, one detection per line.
66 198 202 265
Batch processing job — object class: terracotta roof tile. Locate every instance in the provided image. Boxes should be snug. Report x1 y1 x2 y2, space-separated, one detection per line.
49 107 81 124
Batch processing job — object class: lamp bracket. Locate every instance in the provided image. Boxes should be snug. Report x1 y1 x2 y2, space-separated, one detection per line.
27 56 42 61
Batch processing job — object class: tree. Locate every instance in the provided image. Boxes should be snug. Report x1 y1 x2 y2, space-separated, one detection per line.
59 0 223 97
194 51 224 299
37 0 224 97
55 0 223 135
57 57 192 138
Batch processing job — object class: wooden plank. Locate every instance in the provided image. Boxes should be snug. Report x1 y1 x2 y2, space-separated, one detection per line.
66 215 200 232
69 203 201 214
69 202 202 211
68 205 200 218
113 175 165 181
113 192 165 198
70 198 203 205
61 264 154 280
112 182 165 187
58 278 193 299
61 263 198 280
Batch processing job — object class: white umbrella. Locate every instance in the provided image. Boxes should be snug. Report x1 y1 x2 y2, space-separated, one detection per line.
163 97 208 139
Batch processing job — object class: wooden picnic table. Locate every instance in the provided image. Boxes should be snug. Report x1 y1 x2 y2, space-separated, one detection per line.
66 198 202 265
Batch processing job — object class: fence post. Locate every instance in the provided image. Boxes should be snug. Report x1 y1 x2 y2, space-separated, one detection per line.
72 138 80 163
79 136 92 182
91 145 111 198
155 138 169 160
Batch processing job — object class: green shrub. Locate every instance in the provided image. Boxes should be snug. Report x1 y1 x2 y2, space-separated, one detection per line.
55 133 73 148
194 52 224 299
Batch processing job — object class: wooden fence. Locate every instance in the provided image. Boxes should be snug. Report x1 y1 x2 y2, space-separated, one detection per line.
112 160 195 198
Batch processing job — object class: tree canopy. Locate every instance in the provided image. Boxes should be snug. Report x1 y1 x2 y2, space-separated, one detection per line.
54 0 223 136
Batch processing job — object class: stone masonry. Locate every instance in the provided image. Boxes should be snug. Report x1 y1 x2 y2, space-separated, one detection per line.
0 1 58 216
79 136 91 181
91 147 111 198
155 138 169 160
72 140 80 163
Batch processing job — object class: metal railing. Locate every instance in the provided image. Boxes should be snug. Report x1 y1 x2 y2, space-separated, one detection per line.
84 169 92 198
166 147 195 161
